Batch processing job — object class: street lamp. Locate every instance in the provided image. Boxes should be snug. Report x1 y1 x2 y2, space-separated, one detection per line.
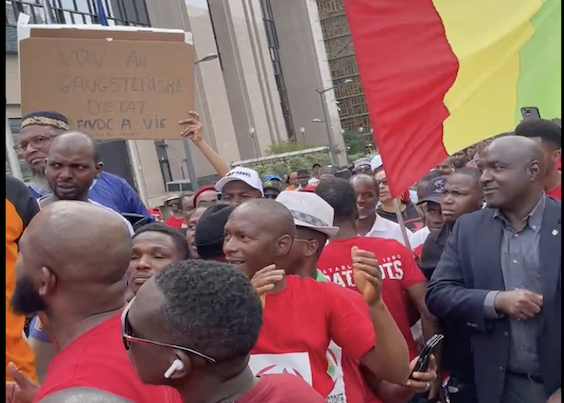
183 53 219 190
249 127 259 159
315 78 353 164
195 53 219 65
300 127 306 145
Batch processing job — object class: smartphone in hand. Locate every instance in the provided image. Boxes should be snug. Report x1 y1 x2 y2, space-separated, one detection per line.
410 333 444 376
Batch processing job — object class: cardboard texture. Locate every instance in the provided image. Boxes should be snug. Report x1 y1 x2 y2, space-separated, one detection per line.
19 25 194 140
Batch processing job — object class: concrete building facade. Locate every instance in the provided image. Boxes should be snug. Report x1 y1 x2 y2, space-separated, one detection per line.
5 0 239 207
6 0 354 202
206 0 347 162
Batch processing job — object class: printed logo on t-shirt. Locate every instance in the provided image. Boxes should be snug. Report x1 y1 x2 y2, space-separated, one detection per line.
322 255 405 288
249 352 313 386
325 342 347 403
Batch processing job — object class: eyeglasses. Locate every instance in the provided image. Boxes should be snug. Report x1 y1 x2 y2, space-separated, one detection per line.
121 298 217 364
13 135 57 153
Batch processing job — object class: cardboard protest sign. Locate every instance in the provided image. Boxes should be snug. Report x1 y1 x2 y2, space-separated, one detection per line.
18 21 194 140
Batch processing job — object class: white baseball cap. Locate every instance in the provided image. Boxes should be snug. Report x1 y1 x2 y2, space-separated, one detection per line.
275 191 339 238
215 167 264 195
371 154 383 171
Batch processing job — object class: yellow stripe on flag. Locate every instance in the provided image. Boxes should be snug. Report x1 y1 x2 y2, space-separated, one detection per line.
432 0 543 154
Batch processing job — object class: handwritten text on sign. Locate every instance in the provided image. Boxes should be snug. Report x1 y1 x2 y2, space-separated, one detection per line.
19 36 194 140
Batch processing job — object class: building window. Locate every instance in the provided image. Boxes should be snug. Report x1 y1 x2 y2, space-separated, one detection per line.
259 0 295 140
316 0 371 133
206 0 224 70
5 0 150 27
155 140 173 186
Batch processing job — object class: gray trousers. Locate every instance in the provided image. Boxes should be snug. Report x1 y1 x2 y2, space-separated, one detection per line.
501 374 547 403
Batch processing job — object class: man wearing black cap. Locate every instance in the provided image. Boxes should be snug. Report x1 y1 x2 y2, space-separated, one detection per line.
194 203 236 261
16 110 152 222
411 176 448 249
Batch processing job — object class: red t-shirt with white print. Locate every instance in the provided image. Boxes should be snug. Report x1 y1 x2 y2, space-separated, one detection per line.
318 237 426 361
250 275 376 401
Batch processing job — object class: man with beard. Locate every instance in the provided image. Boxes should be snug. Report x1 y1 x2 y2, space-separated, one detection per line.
123 260 326 403
427 136 561 403
7 202 181 403
6 176 40 383
38 131 133 234
17 111 151 221
275 191 438 403
22 132 134 384
417 167 483 403
223 199 410 400
350 174 414 246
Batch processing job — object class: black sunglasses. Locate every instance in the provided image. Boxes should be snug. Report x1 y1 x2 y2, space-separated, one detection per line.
121 298 217 364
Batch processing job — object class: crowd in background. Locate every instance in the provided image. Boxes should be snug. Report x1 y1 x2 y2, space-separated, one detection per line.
5 110 561 403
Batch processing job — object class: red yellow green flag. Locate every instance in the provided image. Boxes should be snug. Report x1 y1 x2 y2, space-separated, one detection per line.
346 0 561 197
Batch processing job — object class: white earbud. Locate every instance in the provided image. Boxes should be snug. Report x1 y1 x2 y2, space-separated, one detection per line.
164 359 184 379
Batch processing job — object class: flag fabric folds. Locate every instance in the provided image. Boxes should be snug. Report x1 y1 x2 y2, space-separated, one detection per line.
345 0 561 197
96 0 109 26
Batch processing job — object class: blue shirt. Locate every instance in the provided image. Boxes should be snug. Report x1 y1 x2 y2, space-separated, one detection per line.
27 171 152 222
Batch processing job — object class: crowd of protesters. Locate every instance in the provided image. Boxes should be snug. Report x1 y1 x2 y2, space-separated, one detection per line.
5 110 561 403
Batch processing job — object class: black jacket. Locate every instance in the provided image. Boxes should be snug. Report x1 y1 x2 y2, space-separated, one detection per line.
426 197 561 403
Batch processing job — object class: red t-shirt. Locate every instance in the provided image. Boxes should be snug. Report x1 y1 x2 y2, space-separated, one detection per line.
165 216 185 229
327 289 379 403
238 374 325 402
413 244 424 258
250 275 376 400
546 184 561 200
34 314 181 403
318 237 426 361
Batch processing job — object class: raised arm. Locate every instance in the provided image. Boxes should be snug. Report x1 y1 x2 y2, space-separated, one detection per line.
180 111 231 177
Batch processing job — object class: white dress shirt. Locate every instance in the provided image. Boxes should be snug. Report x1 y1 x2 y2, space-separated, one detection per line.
364 214 414 246
409 226 431 249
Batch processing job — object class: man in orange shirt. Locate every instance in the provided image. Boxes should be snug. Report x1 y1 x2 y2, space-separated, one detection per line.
6 175 40 382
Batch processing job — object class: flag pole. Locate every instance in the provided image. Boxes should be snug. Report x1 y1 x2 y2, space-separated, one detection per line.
393 198 413 250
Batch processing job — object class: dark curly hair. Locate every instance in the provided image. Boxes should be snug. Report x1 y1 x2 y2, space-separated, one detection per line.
154 260 263 361
315 178 356 220
133 222 191 260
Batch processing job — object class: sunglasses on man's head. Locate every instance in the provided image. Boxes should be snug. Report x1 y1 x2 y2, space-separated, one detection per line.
120 298 216 364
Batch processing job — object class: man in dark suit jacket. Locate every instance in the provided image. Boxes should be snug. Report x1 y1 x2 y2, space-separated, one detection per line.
426 136 561 403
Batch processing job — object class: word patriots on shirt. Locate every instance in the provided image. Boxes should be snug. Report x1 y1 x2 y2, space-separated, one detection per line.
322 256 405 288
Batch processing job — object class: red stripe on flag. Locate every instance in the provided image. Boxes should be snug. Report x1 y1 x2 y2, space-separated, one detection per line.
345 0 459 197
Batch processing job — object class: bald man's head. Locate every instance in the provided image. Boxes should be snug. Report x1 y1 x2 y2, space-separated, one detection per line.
479 135 545 210
223 199 295 277
11 201 131 317
49 131 101 162
38 388 133 403
45 132 103 201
